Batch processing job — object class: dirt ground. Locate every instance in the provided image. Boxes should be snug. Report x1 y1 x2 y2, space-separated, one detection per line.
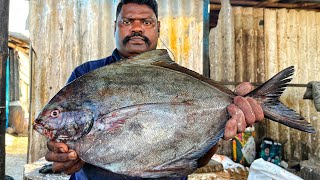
5 133 28 180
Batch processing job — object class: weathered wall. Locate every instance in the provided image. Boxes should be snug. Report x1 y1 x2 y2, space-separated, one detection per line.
17 50 30 120
28 0 118 163
210 5 320 162
157 0 207 74
264 8 320 162
8 47 30 135
28 0 207 162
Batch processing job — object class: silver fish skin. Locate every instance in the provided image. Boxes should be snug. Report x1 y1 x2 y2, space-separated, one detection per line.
33 49 315 178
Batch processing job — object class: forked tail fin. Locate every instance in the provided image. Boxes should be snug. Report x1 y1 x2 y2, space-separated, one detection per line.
246 66 316 133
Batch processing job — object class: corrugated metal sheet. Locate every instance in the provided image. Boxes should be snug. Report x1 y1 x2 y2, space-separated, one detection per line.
28 0 207 162
157 0 206 74
28 0 118 163
264 8 320 162
210 3 320 162
210 1 266 156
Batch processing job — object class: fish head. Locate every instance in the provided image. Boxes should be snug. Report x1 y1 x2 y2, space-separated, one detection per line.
33 97 95 142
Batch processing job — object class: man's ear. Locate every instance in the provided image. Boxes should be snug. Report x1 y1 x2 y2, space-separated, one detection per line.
157 21 161 35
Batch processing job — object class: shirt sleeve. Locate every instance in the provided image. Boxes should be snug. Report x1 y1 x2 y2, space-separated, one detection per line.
66 65 89 84
66 49 120 84
66 59 105 84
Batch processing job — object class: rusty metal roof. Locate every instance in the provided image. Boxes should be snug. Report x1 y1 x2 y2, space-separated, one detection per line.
211 0 320 9
210 0 320 28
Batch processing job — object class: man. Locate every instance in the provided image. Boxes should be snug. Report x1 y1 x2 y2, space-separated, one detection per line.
45 0 264 179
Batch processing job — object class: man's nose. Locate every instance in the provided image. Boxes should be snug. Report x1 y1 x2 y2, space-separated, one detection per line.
131 20 143 33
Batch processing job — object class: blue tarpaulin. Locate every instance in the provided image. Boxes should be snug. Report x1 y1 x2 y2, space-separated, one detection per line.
5 56 9 128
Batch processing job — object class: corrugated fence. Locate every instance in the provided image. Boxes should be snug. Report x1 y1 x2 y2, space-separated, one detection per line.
28 0 207 162
210 5 320 162
157 0 207 74
29 0 320 165
264 8 320 162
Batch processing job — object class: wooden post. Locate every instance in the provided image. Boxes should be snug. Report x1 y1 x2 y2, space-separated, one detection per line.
9 48 19 101
0 0 10 179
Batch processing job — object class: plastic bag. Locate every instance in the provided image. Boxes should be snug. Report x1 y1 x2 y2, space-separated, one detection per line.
212 154 244 170
248 158 302 180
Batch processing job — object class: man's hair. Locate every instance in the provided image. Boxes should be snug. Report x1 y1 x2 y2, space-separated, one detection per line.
116 0 158 20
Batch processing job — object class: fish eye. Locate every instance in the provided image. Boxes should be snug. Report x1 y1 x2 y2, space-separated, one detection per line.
50 110 60 118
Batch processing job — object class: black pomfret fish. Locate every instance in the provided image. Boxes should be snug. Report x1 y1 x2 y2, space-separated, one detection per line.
33 49 315 178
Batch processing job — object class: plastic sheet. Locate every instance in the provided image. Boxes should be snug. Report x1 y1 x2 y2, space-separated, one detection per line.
248 158 302 180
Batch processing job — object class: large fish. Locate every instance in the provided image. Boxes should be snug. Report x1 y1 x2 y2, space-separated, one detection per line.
33 49 315 178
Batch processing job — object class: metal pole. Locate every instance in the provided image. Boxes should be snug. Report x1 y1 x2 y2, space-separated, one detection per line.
0 0 10 178
202 0 210 78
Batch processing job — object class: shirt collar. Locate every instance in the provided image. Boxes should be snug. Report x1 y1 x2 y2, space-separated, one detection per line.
111 49 122 61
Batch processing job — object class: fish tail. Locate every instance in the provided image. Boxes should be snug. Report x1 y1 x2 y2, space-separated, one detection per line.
246 66 316 133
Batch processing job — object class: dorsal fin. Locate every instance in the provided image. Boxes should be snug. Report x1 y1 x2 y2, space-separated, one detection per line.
118 49 234 96
148 50 234 96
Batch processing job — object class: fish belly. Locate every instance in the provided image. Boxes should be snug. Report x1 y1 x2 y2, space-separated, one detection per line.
75 98 230 177
64 64 233 177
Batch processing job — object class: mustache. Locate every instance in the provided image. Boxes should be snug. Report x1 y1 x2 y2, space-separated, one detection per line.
123 32 151 47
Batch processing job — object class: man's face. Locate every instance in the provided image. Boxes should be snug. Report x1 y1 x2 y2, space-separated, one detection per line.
115 3 160 58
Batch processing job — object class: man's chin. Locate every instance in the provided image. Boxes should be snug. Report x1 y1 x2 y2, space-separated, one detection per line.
126 46 150 54
119 44 157 57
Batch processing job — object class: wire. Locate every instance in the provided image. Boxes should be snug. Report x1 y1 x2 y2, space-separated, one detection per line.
159 37 176 61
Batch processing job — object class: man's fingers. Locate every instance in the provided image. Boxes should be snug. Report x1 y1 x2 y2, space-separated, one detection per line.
246 97 264 121
63 159 86 175
234 82 253 96
46 141 81 174
52 159 84 173
234 96 256 125
47 141 69 153
224 116 237 140
52 160 77 173
227 104 247 132
52 159 85 175
45 149 78 162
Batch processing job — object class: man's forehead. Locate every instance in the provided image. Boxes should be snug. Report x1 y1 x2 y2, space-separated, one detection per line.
118 3 157 19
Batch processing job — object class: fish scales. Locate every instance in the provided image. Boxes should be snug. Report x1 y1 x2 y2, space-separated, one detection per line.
33 49 316 178
73 65 231 176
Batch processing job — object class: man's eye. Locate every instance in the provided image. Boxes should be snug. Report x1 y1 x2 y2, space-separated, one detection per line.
122 20 131 25
143 20 152 25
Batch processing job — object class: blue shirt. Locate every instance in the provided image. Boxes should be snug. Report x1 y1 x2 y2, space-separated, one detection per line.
68 49 187 180
67 49 121 84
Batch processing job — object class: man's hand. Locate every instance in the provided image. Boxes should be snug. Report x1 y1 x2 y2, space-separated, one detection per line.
45 141 85 175
224 82 264 140
197 82 264 167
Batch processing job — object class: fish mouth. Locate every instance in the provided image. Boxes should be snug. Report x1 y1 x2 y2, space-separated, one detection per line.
34 124 70 142
33 123 56 140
